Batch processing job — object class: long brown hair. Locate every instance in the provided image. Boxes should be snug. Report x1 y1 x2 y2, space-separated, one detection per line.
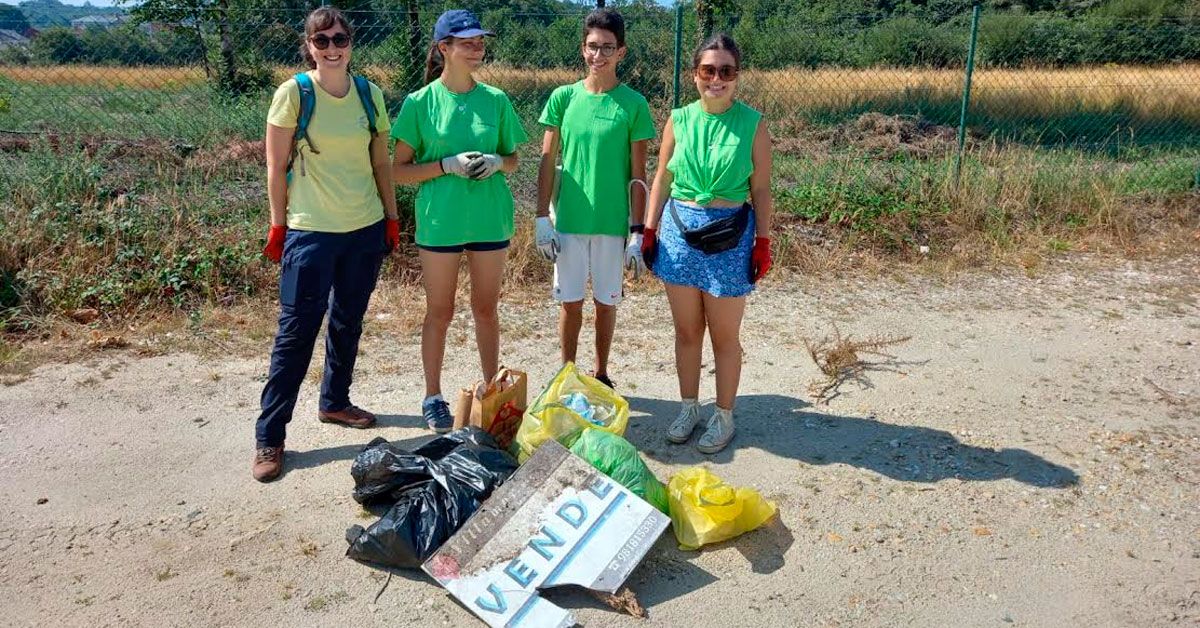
300 7 353 70
423 41 446 85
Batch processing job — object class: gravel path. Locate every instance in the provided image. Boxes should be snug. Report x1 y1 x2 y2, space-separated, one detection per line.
2 256 1197 627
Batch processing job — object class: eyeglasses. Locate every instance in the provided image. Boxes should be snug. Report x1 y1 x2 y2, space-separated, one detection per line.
310 33 351 50
696 64 738 81
584 43 619 58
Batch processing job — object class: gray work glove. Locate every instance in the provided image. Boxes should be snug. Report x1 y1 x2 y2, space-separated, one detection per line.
441 151 481 178
466 153 503 180
535 216 559 262
625 233 645 279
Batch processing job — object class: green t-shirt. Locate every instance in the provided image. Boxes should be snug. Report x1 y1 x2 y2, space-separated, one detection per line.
667 100 761 206
267 74 391 233
538 81 655 237
391 80 528 247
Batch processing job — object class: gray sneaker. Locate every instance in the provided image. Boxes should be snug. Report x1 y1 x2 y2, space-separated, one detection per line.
666 401 701 443
696 408 735 454
422 397 453 434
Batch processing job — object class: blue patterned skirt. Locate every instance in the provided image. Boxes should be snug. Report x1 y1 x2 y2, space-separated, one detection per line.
653 198 756 298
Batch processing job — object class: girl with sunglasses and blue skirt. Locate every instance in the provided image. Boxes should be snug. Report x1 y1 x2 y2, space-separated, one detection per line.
642 33 774 454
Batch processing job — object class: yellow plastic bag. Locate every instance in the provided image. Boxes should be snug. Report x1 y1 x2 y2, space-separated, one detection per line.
667 467 778 550
511 362 630 463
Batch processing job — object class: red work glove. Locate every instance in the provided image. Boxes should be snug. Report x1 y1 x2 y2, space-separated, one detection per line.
750 237 772 284
641 227 658 272
263 225 286 263
385 218 401 253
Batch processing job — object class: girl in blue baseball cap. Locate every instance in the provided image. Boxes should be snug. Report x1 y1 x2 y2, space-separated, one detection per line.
390 9 528 434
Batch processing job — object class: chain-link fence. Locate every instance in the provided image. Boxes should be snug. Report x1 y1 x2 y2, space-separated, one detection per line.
1 3 1198 212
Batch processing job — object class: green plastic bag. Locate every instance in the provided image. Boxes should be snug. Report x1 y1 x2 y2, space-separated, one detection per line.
570 428 669 514
511 362 630 463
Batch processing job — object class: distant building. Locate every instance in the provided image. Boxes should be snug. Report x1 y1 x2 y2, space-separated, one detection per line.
70 15 126 32
0 28 30 49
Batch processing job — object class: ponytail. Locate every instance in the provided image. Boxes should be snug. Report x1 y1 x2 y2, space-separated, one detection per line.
424 42 445 85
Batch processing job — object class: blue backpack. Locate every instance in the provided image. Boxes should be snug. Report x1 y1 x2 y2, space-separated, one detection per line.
288 72 379 179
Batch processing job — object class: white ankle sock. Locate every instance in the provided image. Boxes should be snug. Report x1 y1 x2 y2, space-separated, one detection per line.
681 398 698 407
424 393 444 405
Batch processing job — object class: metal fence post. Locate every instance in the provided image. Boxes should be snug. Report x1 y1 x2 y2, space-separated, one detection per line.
954 0 982 187
673 3 683 109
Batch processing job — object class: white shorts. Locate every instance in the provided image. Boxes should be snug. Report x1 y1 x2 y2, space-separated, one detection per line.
552 233 625 306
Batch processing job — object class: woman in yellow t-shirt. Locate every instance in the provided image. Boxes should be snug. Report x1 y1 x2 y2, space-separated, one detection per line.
252 7 398 483
390 9 527 434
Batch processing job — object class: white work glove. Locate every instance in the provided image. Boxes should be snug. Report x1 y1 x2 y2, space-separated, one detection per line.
625 232 645 279
467 153 503 180
535 216 559 262
441 151 480 178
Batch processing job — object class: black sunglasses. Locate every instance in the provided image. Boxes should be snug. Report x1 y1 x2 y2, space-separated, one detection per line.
697 64 738 81
310 33 351 50
585 43 619 58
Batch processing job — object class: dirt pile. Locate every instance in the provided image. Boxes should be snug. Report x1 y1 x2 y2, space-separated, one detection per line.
776 113 960 159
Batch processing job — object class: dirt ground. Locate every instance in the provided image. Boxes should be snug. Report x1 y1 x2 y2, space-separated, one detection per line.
2 255 1198 627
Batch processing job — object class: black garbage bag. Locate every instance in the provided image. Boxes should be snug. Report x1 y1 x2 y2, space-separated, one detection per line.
345 427 518 569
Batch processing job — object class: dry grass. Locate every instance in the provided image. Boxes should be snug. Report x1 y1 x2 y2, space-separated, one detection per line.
0 63 580 94
738 64 1200 123
5 63 1197 124
0 65 207 88
804 324 912 403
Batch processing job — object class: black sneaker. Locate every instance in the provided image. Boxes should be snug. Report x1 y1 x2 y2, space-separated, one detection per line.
593 372 615 389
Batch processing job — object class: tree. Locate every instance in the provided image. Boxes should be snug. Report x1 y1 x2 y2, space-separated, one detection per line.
0 5 33 34
696 0 737 42
123 0 245 93
30 26 83 63
123 0 208 77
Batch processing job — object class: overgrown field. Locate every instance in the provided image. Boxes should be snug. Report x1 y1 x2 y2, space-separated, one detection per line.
3 63 1199 144
0 63 1197 344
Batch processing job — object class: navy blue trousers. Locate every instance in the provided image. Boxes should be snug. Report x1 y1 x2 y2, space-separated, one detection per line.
255 220 386 447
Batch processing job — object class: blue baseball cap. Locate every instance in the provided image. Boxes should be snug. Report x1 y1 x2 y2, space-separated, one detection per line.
433 9 493 42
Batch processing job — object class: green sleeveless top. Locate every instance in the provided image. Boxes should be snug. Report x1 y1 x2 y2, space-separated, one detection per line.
667 100 761 205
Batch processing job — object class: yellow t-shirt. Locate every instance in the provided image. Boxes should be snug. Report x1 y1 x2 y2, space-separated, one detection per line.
266 73 391 233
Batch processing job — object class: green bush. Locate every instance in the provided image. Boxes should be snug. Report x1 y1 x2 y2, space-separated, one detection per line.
30 27 84 65
255 22 303 66
0 44 30 66
979 14 1085 67
860 17 964 68
1077 16 1200 64
78 25 162 65
733 16 852 69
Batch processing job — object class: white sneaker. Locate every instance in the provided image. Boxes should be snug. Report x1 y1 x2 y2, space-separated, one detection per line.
696 407 735 454
666 400 701 443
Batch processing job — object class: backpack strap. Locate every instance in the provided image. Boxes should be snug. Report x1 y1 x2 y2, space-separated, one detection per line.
293 72 318 152
287 72 318 180
352 75 378 137
288 74 376 180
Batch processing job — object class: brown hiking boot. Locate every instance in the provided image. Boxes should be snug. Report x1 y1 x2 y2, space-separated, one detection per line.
252 445 284 483
317 404 377 429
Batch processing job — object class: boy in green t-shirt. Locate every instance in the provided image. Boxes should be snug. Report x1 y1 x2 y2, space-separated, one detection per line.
536 8 656 388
